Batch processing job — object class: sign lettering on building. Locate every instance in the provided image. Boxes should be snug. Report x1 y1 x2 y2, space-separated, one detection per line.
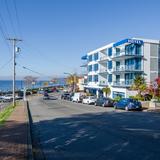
127 39 143 45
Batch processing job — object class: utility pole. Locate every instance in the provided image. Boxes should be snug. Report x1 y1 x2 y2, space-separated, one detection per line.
8 38 22 107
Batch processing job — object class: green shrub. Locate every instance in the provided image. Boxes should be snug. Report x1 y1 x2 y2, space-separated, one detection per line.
113 96 121 102
129 95 144 101
0 105 15 125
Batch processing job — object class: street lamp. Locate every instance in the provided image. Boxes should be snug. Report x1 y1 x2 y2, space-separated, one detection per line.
64 72 76 92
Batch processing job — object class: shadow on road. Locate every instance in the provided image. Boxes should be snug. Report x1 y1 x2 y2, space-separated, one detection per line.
0 121 27 160
32 111 160 160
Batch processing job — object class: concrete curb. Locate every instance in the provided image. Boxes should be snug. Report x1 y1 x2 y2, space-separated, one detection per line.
24 100 34 160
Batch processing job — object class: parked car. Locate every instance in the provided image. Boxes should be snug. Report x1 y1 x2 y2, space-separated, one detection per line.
43 91 50 100
114 98 142 111
95 97 114 107
72 92 84 103
2 94 13 102
82 96 97 105
61 93 71 100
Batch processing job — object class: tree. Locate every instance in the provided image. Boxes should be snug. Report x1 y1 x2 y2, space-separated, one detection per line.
131 75 147 96
24 76 38 89
148 77 160 99
66 74 79 92
102 86 111 97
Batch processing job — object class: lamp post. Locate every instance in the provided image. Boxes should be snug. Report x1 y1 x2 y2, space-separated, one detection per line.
64 72 76 92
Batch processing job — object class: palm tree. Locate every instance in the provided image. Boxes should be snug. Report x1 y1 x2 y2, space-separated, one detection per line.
24 76 38 89
66 74 79 92
131 75 146 96
102 87 111 97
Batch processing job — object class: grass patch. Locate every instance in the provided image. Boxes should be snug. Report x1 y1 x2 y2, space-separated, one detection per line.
0 104 15 125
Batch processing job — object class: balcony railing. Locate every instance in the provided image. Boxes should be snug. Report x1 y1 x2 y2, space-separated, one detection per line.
80 62 88 67
99 81 108 86
112 50 142 59
113 65 143 72
99 68 108 73
98 56 108 62
113 79 134 87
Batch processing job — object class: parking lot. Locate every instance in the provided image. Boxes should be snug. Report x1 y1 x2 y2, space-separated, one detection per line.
28 94 160 160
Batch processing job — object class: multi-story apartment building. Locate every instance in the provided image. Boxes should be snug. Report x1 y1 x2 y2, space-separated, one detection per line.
81 38 160 98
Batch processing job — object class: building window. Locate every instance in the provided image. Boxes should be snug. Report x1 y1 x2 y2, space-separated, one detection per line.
136 44 142 55
125 59 134 66
88 65 92 72
94 75 98 82
108 74 112 82
108 47 112 56
125 44 136 55
113 91 125 98
125 58 141 70
94 64 98 71
125 73 134 85
88 75 92 82
88 55 92 62
94 53 99 61
108 61 112 69
116 48 120 56
135 58 141 70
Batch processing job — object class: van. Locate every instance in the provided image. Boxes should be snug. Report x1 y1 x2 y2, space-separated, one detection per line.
72 92 83 103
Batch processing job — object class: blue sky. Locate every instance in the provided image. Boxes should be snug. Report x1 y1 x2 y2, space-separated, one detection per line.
0 0 160 80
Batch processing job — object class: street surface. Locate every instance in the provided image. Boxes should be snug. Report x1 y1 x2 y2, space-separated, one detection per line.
29 94 160 160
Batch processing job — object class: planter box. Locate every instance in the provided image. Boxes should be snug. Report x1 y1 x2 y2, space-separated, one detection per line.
141 101 150 109
149 101 160 110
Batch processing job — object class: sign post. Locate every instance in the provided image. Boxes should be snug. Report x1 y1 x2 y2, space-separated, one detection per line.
153 82 158 98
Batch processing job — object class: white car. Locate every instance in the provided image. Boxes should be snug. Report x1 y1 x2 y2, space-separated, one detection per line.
1 94 13 102
82 96 97 105
72 92 83 103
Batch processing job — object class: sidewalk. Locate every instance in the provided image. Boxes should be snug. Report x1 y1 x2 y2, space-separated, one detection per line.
0 102 28 160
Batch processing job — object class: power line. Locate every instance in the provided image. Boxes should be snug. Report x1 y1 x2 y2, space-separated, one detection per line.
0 15 12 52
0 57 13 70
12 0 23 38
18 64 44 76
0 11 10 38
4 0 17 37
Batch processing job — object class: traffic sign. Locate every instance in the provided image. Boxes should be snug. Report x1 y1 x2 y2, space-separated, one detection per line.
153 82 158 89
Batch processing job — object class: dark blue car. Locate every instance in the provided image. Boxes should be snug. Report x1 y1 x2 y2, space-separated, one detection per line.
114 98 142 111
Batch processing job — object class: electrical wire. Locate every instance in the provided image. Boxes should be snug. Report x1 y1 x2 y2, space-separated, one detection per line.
12 0 23 38
0 9 12 52
17 64 44 76
4 0 17 38
0 57 13 70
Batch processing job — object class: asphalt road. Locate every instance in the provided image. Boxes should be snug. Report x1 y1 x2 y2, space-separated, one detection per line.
29 95 160 160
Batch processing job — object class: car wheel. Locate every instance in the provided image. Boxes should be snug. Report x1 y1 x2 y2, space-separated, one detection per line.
125 106 129 111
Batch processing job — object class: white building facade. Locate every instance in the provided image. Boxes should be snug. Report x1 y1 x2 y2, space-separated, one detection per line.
81 38 160 98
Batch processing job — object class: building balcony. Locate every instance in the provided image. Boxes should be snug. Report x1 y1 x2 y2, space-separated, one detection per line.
112 50 143 60
112 65 143 73
80 62 88 67
98 68 108 74
99 81 108 86
112 79 134 87
98 56 108 63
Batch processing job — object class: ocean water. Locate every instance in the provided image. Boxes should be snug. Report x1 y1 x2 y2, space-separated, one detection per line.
0 79 66 92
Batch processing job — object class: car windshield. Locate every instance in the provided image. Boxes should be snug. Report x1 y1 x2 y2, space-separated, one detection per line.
90 97 96 99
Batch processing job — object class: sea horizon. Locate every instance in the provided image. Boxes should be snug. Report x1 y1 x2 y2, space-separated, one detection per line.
0 79 66 92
